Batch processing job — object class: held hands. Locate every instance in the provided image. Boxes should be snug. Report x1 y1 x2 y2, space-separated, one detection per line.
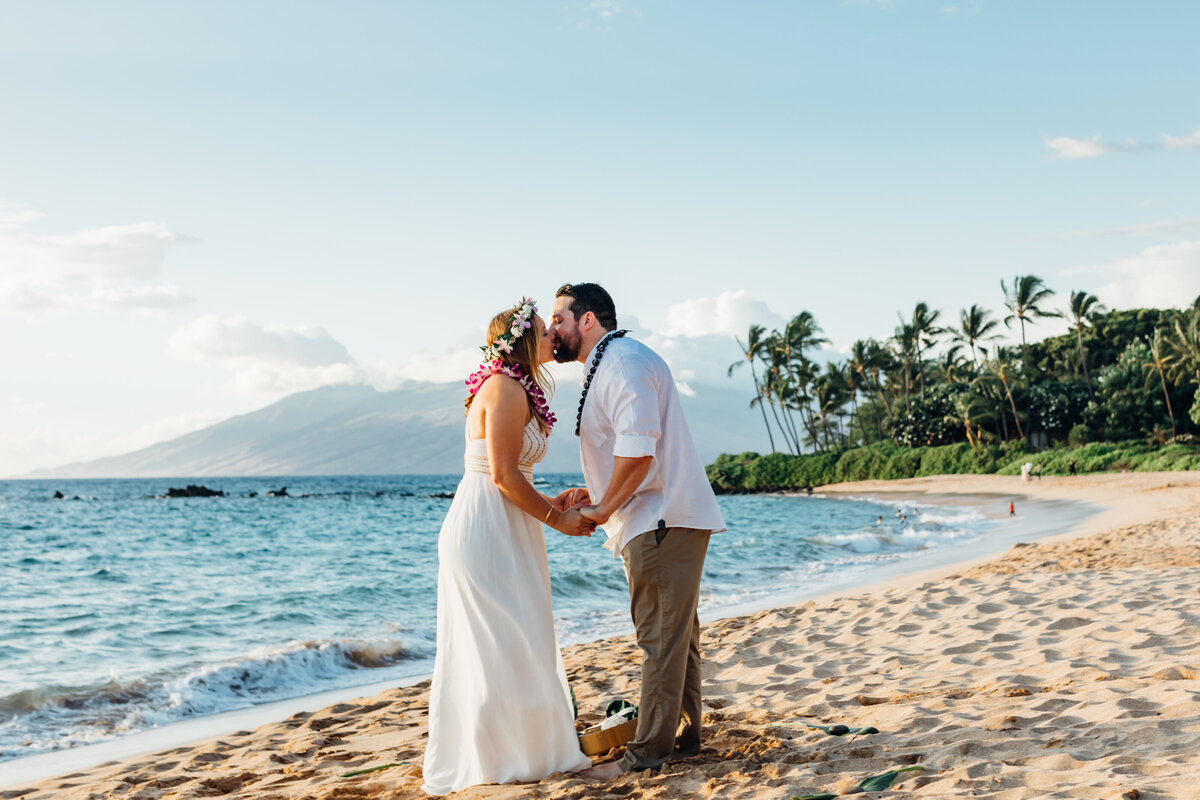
555 504 596 537
548 487 600 536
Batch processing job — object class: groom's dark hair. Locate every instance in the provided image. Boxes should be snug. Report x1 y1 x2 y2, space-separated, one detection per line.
556 283 617 331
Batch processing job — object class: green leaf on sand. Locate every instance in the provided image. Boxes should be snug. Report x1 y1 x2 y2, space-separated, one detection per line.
858 764 924 791
340 762 407 778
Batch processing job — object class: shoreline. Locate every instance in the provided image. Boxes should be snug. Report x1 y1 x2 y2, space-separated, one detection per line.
0 491 1089 789
4 471 1199 798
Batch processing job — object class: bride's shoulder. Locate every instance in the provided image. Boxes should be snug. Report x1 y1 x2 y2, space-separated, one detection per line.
473 372 525 401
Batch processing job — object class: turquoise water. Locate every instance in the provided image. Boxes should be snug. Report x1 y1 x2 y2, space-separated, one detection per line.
0 475 992 762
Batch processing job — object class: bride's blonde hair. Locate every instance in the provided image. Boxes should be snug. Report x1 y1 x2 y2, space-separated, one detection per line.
464 305 554 431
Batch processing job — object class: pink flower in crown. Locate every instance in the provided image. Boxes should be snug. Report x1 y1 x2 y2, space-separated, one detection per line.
495 337 513 354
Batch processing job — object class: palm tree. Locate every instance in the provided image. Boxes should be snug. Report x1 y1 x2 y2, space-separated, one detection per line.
945 390 992 452
775 312 829 451
908 302 944 400
935 344 968 385
849 339 887 443
1002 274 1060 426
891 322 918 412
952 305 1001 373
788 354 823 451
1062 290 1105 398
987 350 1025 440
759 357 798 455
1144 329 1177 440
729 324 776 453
864 339 896 417
814 362 851 450
1165 308 1200 387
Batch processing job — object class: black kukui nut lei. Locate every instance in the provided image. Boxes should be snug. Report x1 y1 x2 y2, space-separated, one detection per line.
575 330 629 436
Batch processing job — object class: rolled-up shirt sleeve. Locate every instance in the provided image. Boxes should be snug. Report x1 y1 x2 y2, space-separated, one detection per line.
604 357 661 458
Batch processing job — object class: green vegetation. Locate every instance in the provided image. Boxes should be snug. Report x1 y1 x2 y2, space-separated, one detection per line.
714 279 1200 488
707 440 1200 492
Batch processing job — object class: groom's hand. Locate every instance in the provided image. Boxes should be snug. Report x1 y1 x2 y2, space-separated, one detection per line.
577 504 611 525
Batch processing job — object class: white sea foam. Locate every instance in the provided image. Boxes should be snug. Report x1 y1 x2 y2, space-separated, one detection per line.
0 636 427 761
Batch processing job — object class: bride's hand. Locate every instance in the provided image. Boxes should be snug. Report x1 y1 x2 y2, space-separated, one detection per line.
554 507 596 537
551 487 590 511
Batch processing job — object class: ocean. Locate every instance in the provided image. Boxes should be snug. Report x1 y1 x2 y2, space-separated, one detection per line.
0 474 998 765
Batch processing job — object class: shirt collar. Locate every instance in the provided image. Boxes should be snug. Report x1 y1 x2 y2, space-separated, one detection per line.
577 329 623 386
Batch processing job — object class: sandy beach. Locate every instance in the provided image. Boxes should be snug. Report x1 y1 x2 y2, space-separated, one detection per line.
5 471 1200 799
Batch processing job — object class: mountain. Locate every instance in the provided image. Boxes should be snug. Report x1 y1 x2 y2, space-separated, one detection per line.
28 379 770 478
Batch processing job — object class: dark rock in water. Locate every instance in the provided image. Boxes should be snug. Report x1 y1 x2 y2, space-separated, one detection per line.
52 490 65 499
164 484 226 498
266 487 289 497
248 491 258 498
427 491 455 499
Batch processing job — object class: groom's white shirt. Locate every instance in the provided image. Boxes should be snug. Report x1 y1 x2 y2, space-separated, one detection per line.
578 332 726 555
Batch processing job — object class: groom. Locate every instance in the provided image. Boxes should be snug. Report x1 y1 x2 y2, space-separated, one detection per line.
549 282 726 777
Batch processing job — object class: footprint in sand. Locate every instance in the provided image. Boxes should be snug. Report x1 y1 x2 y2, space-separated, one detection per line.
187 751 232 766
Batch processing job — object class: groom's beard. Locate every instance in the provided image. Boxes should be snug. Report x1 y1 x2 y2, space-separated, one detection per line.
553 332 581 363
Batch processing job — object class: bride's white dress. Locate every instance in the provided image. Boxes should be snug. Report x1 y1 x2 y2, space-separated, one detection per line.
422 417 591 795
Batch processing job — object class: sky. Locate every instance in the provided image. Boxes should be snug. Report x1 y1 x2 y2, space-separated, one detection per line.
2 0 1200 477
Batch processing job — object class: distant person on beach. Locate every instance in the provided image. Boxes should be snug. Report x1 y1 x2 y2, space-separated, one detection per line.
1068 460 1077 476
875 515 883 525
550 282 725 780
423 298 595 795
1021 461 1033 482
1009 500 1016 517
1034 463 1042 480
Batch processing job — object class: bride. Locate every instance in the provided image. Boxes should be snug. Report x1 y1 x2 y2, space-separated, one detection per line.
422 297 596 795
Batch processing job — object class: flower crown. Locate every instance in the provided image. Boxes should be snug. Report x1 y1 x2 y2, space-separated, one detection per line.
481 297 538 362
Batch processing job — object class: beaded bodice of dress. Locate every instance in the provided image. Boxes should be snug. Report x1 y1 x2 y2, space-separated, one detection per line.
464 417 548 477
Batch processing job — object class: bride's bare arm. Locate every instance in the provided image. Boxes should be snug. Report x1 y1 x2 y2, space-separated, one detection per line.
479 376 595 537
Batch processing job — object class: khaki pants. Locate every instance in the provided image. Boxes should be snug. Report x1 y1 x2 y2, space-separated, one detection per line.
619 527 711 772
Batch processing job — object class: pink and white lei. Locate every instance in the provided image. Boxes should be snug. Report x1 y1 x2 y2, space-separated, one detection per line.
465 360 557 431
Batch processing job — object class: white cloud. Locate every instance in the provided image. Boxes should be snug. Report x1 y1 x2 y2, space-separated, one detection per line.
660 290 786 339
577 0 643 29
644 293 789 388
1163 127 1200 150
1044 126 1200 159
590 0 623 19
1043 135 1112 159
0 199 44 230
168 315 368 395
1063 240 1200 310
0 200 195 316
